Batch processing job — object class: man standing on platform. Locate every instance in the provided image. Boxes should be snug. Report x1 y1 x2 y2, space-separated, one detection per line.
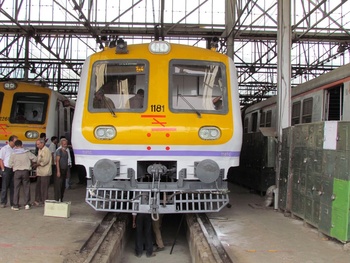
33 138 52 206
0 135 18 208
9 140 37 210
55 138 69 202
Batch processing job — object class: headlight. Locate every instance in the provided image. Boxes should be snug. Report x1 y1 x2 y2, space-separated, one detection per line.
199 126 221 140
25 131 39 139
94 126 116 140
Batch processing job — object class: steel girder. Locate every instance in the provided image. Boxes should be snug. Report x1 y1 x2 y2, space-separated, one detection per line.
0 0 349 103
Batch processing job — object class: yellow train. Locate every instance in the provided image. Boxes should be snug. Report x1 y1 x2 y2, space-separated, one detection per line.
0 81 75 150
72 39 242 216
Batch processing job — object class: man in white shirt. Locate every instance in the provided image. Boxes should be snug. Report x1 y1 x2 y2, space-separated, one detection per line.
0 135 18 208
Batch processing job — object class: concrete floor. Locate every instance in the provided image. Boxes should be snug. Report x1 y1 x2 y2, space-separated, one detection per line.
0 180 105 263
1 176 349 263
208 183 350 263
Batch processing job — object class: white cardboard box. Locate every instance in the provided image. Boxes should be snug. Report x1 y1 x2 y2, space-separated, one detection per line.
44 200 71 218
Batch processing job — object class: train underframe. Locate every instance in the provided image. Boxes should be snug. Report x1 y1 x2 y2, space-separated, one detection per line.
85 160 230 218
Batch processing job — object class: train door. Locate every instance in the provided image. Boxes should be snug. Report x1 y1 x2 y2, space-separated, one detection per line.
56 100 67 140
324 85 343 121
252 112 258 132
59 101 74 142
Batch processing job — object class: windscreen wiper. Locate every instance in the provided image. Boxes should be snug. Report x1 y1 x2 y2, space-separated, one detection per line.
103 97 117 118
178 94 201 118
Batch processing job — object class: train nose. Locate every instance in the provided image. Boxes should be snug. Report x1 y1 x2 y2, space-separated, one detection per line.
195 159 220 183
93 159 118 183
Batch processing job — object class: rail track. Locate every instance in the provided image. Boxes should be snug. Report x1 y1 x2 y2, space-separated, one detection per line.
196 213 233 263
64 212 233 263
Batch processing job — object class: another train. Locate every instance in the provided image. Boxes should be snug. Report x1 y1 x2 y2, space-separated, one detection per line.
72 39 242 216
0 81 75 150
243 63 350 132
233 63 350 194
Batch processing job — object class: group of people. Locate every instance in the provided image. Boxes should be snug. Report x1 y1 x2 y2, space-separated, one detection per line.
1 134 165 257
132 212 165 258
0 133 73 211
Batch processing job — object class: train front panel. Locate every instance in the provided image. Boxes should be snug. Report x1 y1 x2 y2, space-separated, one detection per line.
72 40 242 216
0 81 74 150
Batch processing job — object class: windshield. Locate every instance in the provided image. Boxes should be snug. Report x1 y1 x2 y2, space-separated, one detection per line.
170 60 227 113
89 60 148 112
10 93 48 124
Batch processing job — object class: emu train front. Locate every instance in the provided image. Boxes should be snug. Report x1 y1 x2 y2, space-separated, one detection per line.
72 40 242 216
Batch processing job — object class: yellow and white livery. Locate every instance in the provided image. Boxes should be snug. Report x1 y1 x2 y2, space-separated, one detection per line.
0 81 75 150
72 40 242 216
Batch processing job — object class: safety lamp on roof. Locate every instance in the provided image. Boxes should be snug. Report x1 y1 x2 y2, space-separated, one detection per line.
116 38 128 54
3 81 17 90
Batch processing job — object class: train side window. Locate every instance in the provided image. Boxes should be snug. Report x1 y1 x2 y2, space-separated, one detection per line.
244 117 248 133
252 112 258 132
265 110 272 127
260 112 266 127
64 108 68 132
325 85 343 121
302 98 313 123
291 101 301 125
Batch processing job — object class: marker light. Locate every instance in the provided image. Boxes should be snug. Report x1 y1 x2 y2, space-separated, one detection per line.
94 126 116 140
199 126 221 140
4 81 17 90
149 41 171 54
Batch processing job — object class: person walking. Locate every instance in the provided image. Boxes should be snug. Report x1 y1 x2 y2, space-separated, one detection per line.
33 138 52 206
0 135 18 208
54 138 69 201
9 140 37 210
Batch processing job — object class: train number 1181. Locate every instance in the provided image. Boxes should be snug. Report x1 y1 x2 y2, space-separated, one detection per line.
151 105 165 112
